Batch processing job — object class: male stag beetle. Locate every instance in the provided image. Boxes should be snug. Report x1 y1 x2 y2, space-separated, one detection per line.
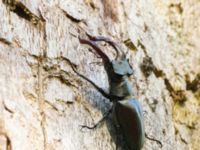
68 33 162 150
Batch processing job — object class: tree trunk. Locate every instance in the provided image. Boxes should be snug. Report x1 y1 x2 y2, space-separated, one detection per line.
0 0 199 150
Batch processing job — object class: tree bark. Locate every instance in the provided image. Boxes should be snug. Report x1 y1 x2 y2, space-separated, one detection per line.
0 0 200 150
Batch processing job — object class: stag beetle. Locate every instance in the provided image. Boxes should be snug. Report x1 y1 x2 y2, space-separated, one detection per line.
67 34 162 150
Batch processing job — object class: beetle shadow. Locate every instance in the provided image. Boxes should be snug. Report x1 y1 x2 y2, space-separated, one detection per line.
81 89 130 150
105 113 130 150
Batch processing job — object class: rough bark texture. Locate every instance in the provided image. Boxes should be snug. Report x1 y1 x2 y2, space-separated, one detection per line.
0 0 200 150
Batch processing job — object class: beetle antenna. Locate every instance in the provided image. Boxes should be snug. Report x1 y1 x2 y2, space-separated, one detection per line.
145 133 163 148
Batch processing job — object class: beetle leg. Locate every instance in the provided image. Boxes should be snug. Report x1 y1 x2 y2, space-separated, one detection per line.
81 107 113 130
145 133 163 148
63 57 110 99
64 57 125 101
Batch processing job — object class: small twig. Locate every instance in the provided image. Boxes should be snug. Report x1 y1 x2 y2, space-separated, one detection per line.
145 133 163 148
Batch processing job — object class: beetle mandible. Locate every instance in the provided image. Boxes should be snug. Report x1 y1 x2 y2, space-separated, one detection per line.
67 33 162 150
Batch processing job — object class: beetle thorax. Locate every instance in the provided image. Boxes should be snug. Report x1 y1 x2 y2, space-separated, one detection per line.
109 75 133 99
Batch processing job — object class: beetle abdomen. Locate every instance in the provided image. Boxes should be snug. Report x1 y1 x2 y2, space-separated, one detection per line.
114 99 145 150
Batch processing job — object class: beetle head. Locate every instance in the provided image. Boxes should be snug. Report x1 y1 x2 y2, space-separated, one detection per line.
111 58 133 77
79 35 133 78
